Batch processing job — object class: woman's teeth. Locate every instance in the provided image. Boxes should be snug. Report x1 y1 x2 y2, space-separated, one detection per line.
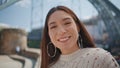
59 36 70 42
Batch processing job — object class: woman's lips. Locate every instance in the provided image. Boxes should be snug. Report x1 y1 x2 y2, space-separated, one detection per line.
58 36 71 42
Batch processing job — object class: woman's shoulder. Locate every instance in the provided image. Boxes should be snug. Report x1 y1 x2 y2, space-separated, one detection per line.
81 47 120 68
82 47 108 55
80 48 111 57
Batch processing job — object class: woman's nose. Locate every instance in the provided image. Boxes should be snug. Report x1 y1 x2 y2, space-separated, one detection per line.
58 26 66 35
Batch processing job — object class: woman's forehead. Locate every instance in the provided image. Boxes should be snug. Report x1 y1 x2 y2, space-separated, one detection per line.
48 10 73 24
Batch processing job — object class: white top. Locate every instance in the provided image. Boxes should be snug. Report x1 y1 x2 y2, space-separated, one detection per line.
50 48 120 68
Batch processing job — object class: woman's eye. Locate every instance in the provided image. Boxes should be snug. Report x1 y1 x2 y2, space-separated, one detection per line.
50 26 57 29
64 22 71 25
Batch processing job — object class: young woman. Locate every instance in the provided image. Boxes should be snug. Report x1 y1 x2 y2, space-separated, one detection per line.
40 6 119 68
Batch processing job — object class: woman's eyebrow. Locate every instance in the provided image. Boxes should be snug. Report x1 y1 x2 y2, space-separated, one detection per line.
48 22 56 26
48 17 71 26
62 17 71 21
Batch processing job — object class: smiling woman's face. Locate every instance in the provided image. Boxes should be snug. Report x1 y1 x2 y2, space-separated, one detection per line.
48 10 79 54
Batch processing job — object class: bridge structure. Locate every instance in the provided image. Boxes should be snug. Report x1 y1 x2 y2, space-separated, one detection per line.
0 0 20 10
88 0 120 48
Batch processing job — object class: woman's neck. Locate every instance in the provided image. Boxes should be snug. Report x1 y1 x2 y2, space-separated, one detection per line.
61 44 80 55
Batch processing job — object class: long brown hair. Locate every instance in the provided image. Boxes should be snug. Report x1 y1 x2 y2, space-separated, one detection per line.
41 6 96 68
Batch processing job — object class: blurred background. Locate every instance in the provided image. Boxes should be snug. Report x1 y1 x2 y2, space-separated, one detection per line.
0 0 120 67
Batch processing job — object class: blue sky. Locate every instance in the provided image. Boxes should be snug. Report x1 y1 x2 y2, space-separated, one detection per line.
0 0 120 32
0 0 31 31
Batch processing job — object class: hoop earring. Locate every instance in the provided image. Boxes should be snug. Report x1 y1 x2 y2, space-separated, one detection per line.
78 34 83 48
47 42 56 57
